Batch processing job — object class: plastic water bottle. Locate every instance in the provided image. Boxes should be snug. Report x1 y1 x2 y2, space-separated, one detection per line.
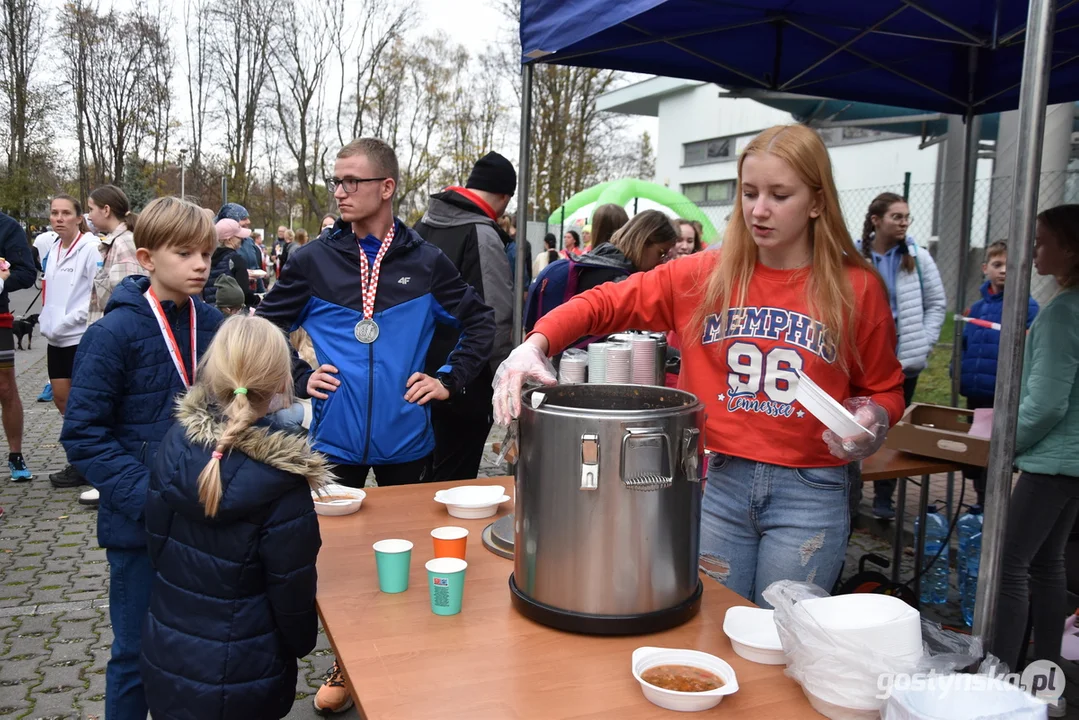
962 531 981 626
914 505 950 605
956 505 984 596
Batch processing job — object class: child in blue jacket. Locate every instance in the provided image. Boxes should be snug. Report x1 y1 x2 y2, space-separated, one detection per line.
960 240 1039 506
60 197 223 719
141 315 326 720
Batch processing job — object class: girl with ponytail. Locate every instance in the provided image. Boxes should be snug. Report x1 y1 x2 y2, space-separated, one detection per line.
141 315 329 720
860 192 947 519
87 185 147 323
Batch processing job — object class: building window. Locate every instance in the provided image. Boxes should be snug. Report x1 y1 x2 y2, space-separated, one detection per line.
682 180 735 205
684 137 733 166
816 126 906 147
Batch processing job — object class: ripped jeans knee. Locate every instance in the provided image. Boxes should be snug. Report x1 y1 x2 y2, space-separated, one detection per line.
699 553 730 583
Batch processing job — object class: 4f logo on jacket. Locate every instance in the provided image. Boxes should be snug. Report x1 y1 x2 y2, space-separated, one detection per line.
398 276 411 285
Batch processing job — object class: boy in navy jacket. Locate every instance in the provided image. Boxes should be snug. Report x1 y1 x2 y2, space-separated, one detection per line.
960 240 1039 505
60 198 223 720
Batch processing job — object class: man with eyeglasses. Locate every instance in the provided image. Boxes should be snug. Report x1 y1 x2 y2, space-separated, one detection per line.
258 138 494 713
412 151 517 482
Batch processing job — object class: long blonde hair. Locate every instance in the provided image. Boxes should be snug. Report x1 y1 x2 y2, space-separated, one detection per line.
195 315 295 517
687 124 880 369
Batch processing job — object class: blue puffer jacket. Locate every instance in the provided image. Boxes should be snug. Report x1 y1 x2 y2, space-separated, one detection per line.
141 386 327 720
960 280 1040 400
61 276 223 549
257 218 495 466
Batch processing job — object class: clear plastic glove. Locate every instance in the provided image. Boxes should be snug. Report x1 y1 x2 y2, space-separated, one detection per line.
822 397 890 461
492 342 557 426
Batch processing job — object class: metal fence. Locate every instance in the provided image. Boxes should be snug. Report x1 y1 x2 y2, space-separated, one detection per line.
536 170 1076 310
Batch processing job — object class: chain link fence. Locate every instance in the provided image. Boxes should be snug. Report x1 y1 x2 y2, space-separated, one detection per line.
537 170 1076 310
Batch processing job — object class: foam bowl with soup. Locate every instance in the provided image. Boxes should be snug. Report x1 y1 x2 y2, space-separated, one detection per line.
311 484 367 517
631 646 739 712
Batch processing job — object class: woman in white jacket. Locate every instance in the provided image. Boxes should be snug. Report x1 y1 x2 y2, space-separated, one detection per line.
41 195 99 420
860 192 947 519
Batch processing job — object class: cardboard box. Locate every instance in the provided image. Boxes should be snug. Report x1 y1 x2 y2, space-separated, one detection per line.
884 403 990 467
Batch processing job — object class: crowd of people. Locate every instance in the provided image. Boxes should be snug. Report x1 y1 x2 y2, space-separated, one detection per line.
0 123 1073 718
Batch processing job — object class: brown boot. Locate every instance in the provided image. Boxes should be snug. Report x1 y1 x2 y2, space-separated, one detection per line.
313 661 354 715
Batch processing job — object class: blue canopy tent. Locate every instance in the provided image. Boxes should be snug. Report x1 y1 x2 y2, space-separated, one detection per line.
512 0 1073 649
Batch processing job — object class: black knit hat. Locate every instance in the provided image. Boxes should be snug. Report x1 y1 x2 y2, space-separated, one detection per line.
465 152 516 196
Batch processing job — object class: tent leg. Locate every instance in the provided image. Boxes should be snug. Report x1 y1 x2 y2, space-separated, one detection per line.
513 64 534 347
949 110 980 408
973 0 1055 652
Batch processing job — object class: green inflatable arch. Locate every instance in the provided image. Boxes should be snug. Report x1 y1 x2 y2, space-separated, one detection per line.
547 178 721 243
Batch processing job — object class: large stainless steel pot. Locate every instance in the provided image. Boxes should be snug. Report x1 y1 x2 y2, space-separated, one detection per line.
510 384 705 635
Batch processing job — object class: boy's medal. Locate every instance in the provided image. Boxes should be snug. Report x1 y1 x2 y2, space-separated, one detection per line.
355 224 395 344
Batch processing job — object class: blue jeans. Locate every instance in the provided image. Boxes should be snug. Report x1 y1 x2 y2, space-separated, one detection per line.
699 454 851 607
106 548 153 720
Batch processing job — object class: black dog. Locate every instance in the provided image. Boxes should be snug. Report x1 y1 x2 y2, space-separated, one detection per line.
13 314 38 350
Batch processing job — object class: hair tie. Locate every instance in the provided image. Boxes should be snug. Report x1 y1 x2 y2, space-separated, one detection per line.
211 451 224 461
233 387 248 396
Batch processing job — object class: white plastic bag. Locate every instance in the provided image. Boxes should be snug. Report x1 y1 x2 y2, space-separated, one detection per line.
762 581 989 720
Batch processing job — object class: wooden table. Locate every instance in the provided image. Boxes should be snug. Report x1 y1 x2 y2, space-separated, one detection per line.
858 448 964 590
316 477 821 719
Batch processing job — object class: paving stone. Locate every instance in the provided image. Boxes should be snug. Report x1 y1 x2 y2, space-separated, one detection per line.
36 662 84 694
0 656 44 683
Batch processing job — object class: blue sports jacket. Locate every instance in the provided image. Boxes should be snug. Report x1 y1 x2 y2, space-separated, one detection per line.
960 279 1040 401
61 276 224 549
257 218 495 466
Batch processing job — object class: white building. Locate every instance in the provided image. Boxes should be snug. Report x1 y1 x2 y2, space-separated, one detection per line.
598 76 976 249
598 76 1074 305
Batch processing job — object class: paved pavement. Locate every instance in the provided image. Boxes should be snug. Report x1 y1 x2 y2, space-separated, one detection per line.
0 283 1072 718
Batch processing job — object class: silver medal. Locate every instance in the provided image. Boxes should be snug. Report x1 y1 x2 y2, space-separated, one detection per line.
354 318 380 344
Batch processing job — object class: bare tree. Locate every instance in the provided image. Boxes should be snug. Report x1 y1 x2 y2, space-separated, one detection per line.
59 0 97 200
142 0 174 172
0 0 52 215
183 0 212 171
270 0 341 219
334 0 408 148
211 0 279 204
439 47 511 186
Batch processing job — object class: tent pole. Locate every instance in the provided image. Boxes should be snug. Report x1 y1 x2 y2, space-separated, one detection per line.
513 63 535 347
973 0 1055 651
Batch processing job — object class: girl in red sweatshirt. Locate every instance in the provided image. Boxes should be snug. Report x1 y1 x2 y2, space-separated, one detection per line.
493 125 905 606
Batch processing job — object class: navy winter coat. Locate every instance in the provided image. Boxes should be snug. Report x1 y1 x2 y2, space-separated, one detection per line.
0 212 37 315
60 276 223 549
141 386 327 720
256 217 495 466
960 280 1040 401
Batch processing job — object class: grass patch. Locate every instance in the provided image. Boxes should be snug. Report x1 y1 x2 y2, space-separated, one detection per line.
913 314 957 407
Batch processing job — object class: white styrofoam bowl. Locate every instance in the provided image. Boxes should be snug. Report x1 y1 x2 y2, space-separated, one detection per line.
311 484 366 516
434 486 509 519
631 646 739 712
722 606 786 665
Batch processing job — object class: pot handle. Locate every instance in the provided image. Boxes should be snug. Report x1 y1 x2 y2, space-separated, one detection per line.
682 428 702 482
621 427 673 491
580 434 599 491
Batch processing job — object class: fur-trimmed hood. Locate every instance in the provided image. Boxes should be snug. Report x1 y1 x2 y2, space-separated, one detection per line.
155 386 332 522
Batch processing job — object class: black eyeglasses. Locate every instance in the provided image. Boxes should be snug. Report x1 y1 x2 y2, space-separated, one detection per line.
326 177 388 194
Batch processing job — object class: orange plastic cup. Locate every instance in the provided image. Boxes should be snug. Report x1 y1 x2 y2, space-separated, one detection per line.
431 526 469 560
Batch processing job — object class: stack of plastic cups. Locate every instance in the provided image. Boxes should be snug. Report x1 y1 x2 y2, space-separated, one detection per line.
606 343 632 383
631 336 657 385
587 343 608 383
559 349 588 384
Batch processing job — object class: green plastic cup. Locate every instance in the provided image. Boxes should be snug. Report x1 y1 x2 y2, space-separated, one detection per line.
373 539 413 593
425 557 467 615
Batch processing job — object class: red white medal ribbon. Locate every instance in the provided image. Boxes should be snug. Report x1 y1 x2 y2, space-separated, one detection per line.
357 223 396 319
144 287 197 388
